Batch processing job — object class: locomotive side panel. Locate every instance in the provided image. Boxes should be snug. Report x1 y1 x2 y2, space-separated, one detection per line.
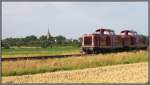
136 35 146 48
94 35 100 47
121 35 131 48
99 35 111 48
112 35 123 49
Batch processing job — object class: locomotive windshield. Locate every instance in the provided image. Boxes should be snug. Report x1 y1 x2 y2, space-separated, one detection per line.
120 32 126 35
121 31 137 36
128 32 137 36
104 31 115 35
95 30 115 35
104 31 109 35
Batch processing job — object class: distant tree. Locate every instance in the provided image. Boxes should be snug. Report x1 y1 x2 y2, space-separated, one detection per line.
72 39 79 43
39 35 47 41
3 38 17 46
65 39 72 44
55 35 66 45
16 39 24 47
2 34 79 47
72 39 80 47
2 41 10 49
25 35 37 42
40 40 49 48
48 37 54 48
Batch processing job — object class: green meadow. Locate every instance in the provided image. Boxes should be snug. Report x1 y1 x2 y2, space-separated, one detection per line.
2 46 80 58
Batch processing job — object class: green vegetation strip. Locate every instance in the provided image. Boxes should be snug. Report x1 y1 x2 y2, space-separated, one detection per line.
2 46 80 57
2 50 148 76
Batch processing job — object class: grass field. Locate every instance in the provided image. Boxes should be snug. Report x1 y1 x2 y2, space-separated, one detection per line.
3 62 148 83
2 46 80 57
2 50 148 76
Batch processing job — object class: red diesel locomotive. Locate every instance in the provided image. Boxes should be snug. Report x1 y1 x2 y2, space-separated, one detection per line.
80 28 146 54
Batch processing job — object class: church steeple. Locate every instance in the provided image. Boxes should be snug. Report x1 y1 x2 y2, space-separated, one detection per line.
47 27 51 39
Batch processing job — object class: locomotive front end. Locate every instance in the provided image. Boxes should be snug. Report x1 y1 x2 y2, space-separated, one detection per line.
81 34 95 54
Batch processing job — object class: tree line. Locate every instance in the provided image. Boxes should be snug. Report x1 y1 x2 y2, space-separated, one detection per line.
2 35 148 49
2 35 80 48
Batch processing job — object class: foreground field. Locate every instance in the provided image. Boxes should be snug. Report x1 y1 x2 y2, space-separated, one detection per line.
2 50 148 76
2 46 80 57
3 62 148 83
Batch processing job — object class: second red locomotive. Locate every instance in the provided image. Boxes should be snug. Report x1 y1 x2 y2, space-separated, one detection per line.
80 28 146 54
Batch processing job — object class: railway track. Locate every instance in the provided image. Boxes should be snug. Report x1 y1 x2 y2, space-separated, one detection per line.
1 54 87 62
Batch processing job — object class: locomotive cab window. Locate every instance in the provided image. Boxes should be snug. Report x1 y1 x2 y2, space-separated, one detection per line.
104 31 114 35
104 31 110 35
128 33 134 36
84 36 92 45
128 32 137 36
110 31 115 35
121 33 125 35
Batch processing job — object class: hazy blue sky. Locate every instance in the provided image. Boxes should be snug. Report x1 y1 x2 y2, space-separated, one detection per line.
2 2 148 39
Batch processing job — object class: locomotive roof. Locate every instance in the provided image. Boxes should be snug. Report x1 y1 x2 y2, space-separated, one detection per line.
121 30 137 33
96 28 114 32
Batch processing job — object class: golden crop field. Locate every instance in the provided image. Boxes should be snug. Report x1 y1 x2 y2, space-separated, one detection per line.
2 62 148 83
2 50 148 76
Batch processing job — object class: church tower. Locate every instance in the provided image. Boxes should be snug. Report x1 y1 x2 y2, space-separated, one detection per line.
47 27 51 39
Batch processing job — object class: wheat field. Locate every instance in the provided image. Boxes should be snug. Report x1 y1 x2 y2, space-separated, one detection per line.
2 62 148 83
2 50 148 76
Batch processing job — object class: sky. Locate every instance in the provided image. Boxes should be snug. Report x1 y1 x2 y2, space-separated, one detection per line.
2 2 148 39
